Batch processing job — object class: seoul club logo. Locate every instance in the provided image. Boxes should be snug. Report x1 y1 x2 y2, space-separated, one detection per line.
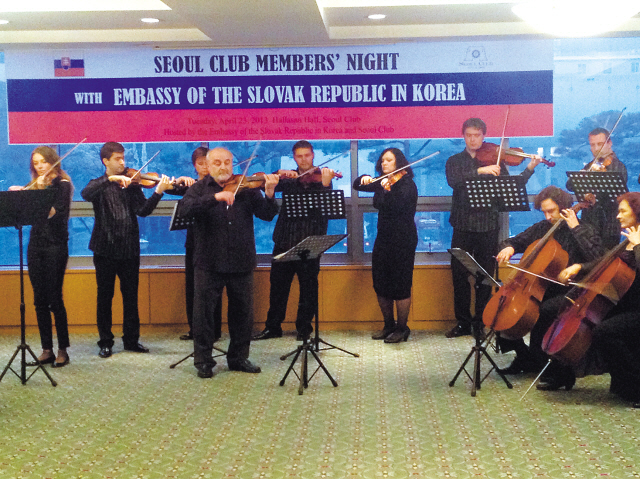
460 46 493 68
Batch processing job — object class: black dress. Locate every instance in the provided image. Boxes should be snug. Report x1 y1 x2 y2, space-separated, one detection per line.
354 174 418 300
591 245 640 402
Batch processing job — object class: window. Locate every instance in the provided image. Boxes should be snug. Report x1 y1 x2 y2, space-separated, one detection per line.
2 37 640 268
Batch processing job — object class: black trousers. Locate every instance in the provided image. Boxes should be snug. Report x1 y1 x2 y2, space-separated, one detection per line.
264 258 320 336
93 254 141 349
27 244 70 350
593 312 640 402
185 245 222 340
193 269 254 368
450 228 499 326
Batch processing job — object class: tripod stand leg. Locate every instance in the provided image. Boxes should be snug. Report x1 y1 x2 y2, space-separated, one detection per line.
0 345 22 383
0 344 58 387
471 346 481 397
449 346 475 387
481 348 513 389
308 347 338 387
169 353 194 369
314 338 360 357
24 344 57 386
279 346 303 386
299 346 308 395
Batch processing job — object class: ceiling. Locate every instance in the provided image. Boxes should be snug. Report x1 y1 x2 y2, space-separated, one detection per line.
0 0 639 50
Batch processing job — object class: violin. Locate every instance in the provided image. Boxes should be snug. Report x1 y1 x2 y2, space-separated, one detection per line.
124 168 165 188
475 142 556 168
587 154 613 172
483 196 595 339
123 167 189 192
381 170 407 191
220 172 269 193
296 167 343 184
542 239 636 366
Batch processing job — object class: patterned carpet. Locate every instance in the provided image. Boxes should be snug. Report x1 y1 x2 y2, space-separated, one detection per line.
0 330 638 478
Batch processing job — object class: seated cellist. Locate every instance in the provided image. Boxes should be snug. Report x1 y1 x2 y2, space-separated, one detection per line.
557 192 640 407
494 186 603 382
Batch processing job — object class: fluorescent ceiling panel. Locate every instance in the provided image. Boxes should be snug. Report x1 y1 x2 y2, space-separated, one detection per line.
318 0 515 6
0 0 171 12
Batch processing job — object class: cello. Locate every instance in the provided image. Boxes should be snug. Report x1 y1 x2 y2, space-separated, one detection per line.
541 239 635 366
482 196 595 339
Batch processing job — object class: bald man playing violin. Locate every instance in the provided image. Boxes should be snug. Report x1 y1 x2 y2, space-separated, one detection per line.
81 142 176 359
445 117 544 339
179 147 279 378
253 140 338 342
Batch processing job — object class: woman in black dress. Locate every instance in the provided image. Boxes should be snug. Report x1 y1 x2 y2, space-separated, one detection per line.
558 192 640 406
10 146 73 367
353 148 418 343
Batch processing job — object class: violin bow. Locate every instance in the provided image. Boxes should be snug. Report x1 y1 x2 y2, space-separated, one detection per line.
503 263 569 287
129 151 160 182
496 106 510 168
589 107 626 170
24 137 88 190
369 151 440 184
231 141 261 199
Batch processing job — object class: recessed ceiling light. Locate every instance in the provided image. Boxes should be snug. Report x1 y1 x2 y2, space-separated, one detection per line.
0 0 170 12
0 19 9 24
368 13 386 19
141 17 160 23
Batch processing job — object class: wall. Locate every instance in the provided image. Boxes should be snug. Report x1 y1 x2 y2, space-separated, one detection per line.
0 264 458 334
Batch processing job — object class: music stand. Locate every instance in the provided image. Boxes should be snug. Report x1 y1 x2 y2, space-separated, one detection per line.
448 248 513 397
280 190 357 350
566 171 628 205
464 176 530 212
0 190 57 386
168 202 227 370
277 234 348 394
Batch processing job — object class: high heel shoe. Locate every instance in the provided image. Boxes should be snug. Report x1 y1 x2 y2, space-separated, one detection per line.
384 328 410 343
372 326 395 340
536 373 576 391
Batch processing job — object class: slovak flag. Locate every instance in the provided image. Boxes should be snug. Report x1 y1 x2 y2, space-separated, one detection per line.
54 57 84 77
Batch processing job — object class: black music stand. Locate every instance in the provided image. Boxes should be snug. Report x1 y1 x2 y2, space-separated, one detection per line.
566 171 628 205
0 190 58 386
168 202 227 370
464 176 530 212
277 234 348 394
448 248 512 397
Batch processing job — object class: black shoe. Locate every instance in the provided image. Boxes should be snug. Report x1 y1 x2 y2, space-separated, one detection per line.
252 328 283 341
196 360 217 378
445 324 471 338
26 352 55 367
180 332 193 340
228 359 261 373
498 356 539 375
384 327 410 343
296 330 311 342
98 347 113 358
536 374 576 391
52 352 70 368
197 367 214 378
372 326 395 340
124 343 150 353
632 402 640 409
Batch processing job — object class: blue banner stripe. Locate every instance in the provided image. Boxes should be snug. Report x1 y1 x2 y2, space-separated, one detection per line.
8 71 552 112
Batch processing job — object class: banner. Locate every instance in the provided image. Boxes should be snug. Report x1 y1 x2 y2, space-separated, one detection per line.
5 41 553 144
